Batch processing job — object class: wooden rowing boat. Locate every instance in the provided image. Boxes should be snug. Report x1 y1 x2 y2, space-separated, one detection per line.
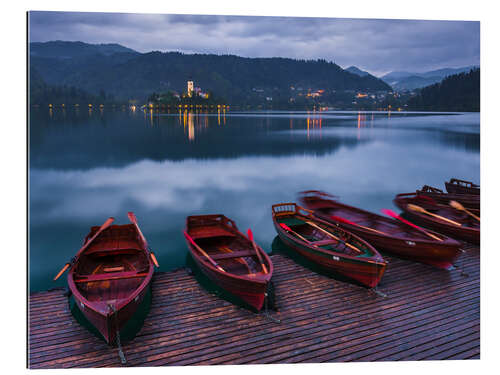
67 213 155 345
272 203 387 288
299 190 463 270
445 178 480 195
394 192 480 245
416 185 480 210
184 214 273 311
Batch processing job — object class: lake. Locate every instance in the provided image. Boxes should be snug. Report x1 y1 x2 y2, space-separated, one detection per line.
29 108 480 292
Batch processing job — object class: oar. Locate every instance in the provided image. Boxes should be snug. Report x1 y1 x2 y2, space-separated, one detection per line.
407 204 462 226
128 212 148 247
449 200 480 222
330 215 388 236
183 231 226 273
128 212 159 267
54 216 115 281
247 228 268 274
149 253 160 268
381 208 443 242
279 223 314 244
304 220 362 253
54 263 70 281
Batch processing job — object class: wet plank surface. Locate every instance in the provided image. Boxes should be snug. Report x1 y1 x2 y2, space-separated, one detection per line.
29 244 479 368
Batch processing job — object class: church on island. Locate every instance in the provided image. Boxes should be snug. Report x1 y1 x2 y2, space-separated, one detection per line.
186 80 209 99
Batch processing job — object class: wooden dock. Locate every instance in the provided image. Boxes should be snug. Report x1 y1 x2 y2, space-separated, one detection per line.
29 244 479 368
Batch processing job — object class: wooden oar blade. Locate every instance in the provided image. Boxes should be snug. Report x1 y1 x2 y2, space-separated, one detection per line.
330 215 356 226
407 203 461 226
279 223 292 232
450 201 480 221
381 208 419 228
247 228 254 242
449 200 464 210
381 208 442 241
150 252 160 267
127 211 137 224
54 263 70 281
97 217 115 233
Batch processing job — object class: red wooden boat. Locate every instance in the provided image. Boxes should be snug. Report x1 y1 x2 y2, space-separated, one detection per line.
272 203 387 288
184 214 273 311
299 191 463 270
394 192 480 245
416 185 480 210
445 178 480 195
64 213 156 345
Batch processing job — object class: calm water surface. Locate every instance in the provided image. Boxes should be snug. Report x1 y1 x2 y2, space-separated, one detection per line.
29 109 479 292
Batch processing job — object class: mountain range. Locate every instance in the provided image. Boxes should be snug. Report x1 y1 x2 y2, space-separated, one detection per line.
29 41 391 103
380 66 479 90
345 64 479 91
345 66 371 77
29 40 138 58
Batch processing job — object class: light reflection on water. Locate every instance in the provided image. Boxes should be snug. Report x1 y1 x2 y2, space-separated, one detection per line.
29 109 479 291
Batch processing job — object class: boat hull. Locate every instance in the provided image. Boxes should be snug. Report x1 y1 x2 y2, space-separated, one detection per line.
72 283 150 344
417 189 480 211
299 192 463 269
313 213 460 269
188 243 268 310
394 194 480 245
445 180 480 195
398 210 479 245
274 222 386 288
67 217 155 345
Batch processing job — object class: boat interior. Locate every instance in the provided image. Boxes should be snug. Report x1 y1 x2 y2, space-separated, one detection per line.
316 206 451 240
398 198 480 229
273 206 374 258
187 216 267 277
73 225 150 305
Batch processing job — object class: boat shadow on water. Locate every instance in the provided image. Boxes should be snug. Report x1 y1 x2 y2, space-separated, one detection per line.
69 286 152 345
185 253 278 313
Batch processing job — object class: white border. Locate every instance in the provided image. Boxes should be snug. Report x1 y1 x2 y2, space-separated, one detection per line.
2 1 498 374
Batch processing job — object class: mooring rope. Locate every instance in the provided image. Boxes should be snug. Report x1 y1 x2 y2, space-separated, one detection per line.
109 304 127 365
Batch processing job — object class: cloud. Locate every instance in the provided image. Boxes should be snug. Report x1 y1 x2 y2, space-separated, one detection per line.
28 11 479 77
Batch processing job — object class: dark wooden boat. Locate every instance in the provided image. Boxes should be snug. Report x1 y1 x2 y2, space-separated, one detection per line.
184 214 273 311
299 190 463 270
394 192 480 245
272 203 387 288
66 213 155 345
445 178 480 195
416 185 480 210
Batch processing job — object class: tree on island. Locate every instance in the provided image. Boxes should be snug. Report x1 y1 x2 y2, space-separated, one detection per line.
147 90 225 107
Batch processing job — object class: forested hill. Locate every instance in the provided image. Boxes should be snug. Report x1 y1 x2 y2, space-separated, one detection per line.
29 41 392 103
407 69 480 112
29 41 138 58
29 67 122 106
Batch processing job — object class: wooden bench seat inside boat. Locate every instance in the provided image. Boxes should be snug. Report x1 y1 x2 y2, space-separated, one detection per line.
190 226 236 239
84 246 142 256
203 250 256 260
311 239 338 246
74 271 148 283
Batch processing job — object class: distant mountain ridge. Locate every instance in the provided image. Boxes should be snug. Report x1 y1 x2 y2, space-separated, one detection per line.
345 66 371 77
381 66 478 90
29 41 391 102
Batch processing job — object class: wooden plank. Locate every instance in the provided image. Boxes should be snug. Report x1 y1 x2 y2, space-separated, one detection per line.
29 248 480 368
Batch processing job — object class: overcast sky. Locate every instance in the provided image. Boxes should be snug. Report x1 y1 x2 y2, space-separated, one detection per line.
28 11 479 76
